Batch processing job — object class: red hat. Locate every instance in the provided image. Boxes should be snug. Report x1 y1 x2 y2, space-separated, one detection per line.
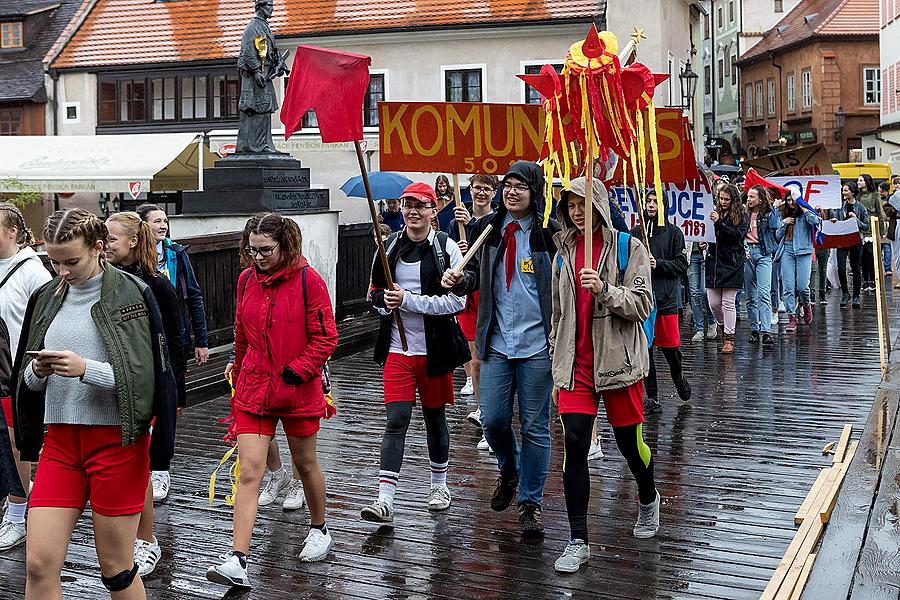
400 182 437 206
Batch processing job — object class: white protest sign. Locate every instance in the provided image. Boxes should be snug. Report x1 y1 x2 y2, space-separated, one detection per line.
610 181 715 243
768 174 842 210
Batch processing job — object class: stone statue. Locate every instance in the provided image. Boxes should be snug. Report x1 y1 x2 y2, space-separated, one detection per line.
236 0 289 154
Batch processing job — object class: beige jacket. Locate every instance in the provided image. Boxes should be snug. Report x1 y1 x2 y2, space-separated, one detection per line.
549 177 653 392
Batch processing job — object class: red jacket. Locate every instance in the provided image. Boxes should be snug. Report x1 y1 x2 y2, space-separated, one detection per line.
232 258 338 418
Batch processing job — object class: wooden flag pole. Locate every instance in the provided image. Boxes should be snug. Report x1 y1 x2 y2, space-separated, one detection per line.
456 224 494 271
452 174 467 244
354 140 408 351
584 137 594 267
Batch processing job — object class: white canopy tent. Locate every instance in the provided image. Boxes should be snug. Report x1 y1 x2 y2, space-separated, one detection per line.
0 133 217 195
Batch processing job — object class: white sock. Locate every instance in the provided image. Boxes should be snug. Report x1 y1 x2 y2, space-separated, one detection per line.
5 501 26 525
378 470 399 507
430 461 448 488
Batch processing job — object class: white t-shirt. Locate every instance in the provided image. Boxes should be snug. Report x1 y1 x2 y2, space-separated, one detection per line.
0 246 53 352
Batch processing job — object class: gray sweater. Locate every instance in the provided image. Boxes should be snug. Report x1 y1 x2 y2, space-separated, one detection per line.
24 273 119 425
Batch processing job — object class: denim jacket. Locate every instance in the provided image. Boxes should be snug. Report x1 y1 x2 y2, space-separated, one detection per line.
749 209 782 255
776 209 822 258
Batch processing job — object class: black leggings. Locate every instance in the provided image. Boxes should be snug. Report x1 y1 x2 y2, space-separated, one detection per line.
861 241 875 285
380 402 449 474
560 413 656 543
837 244 862 297
645 346 683 401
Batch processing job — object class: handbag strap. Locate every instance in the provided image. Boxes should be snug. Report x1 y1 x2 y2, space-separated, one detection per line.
0 256 34 290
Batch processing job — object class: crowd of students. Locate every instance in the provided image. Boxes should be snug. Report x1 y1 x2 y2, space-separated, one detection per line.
0 164 895 596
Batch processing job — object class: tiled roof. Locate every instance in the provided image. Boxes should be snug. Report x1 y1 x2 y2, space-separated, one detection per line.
739 0 878 63
52 0 604 69
0 0 83 102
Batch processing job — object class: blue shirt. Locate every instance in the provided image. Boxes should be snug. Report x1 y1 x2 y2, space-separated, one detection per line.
490 212 547 358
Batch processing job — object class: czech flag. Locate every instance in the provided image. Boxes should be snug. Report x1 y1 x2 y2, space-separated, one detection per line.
815 218 861 249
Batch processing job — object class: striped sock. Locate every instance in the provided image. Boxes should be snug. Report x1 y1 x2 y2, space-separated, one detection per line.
430 461 448 488
378 470 399 507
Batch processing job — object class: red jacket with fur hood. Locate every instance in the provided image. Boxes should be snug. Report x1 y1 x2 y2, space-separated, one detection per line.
232 257 337 418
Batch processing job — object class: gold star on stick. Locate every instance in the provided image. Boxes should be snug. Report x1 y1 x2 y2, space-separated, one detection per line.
631 27 647 45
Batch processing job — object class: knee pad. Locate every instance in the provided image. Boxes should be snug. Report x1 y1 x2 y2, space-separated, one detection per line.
101 563 138 592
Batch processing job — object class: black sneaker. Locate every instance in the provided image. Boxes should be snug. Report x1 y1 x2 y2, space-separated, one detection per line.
840 293 850 308
518 503 544 540
852 297 861 309
748 331 760 344
643 397 661 415
761 333 774 346
674 378 692 401
491 475 518 512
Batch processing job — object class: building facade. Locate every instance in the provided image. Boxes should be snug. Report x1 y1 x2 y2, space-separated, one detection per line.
737 0 879 163
861 0 900 172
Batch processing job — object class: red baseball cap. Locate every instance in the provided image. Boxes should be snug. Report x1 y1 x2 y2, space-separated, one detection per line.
400 182 437 206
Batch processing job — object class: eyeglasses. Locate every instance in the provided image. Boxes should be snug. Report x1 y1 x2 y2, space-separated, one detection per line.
401 201 435 212
472 186 495 195
503 183 529 193
245 244 279 257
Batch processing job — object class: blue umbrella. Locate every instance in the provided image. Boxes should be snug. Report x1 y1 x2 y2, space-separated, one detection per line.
340 171 414 200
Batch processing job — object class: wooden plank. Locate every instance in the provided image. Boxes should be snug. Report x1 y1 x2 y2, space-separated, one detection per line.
832 424 853 465
819 441 859 523
759 513 823 600
774 520 825 600
793 469 831 525
788 553 816 600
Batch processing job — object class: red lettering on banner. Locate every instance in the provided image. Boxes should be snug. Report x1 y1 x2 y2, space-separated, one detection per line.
804 180 827 204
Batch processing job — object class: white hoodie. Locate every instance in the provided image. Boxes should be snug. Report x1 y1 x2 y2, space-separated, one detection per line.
0 246 52 353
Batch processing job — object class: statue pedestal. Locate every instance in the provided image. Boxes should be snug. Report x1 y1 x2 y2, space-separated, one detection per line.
182 152 330 215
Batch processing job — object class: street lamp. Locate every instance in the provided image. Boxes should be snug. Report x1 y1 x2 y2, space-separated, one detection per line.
834 107 846 141
679 63 699 112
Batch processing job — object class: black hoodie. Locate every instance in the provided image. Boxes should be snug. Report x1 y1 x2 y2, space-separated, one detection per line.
630 195 688 316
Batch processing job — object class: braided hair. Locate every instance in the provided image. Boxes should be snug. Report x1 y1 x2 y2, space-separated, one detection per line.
0 203 36 247
106 211 158 275
43 208 108 248
239 212 303 269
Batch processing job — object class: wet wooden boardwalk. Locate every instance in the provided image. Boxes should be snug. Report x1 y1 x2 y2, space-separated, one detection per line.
0 292 896 599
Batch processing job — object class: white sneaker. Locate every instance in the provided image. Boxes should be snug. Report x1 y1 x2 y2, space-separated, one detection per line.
477 435 492 452
258 469 290 507
134 536 161 577
587 442 604 460
633 491 661 539
0 519 26 551
467 408 482 427
298 528 333 562
282 479 306 511
150 471 170 502
691 330 704 342
771 311 780 326
360 499 394 523
460 377 474 396
706 324 718 339
554 540 590 573
206 553 250 589
427 485 452 511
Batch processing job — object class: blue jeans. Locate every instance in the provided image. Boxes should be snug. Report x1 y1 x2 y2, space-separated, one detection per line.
688 251 713 332
479 348 553 507
745 245 773 333
781 243 813 313
771 257 782 310
883 242 892 273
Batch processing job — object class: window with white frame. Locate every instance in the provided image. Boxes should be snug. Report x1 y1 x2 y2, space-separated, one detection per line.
755 82 763 117
364 73 386 127
445 68 482 102
801 69 811 108
775 0 784 11
63 102 80 123
767 80 776 115
745 84 753 117
728 0 735 22
522 63 563 105
718 58 724 89
717 7 723 28
864 68 881 105
786 73 795 112
668 53 675 105
731 51 737 81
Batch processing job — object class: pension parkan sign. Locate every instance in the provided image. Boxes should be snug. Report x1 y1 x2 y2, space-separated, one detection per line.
378 102 544 175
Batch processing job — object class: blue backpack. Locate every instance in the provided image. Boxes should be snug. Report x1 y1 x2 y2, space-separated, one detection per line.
615 232 657 348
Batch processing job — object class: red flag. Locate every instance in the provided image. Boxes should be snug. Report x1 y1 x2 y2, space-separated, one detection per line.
281 45 372 143
744 167 790 197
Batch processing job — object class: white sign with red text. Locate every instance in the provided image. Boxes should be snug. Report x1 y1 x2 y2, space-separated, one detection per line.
611 180 716 243
767 174 842 210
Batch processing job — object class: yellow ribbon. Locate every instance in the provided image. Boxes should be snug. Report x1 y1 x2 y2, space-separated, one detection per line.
646 101 665 226
208 373 241 507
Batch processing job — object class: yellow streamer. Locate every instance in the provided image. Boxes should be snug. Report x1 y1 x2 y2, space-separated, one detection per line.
208 373 241 507
646 100 665 226
636 109 648 213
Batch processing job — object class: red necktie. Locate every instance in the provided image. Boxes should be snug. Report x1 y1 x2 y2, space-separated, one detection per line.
503 221 521 290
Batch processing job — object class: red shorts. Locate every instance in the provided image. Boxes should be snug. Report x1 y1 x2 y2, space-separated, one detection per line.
233 410 320 438
558 380 645 427
653 313 681 348
457 293 480 342
383 353 454 408
30 424 150 517
1 396 12 429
